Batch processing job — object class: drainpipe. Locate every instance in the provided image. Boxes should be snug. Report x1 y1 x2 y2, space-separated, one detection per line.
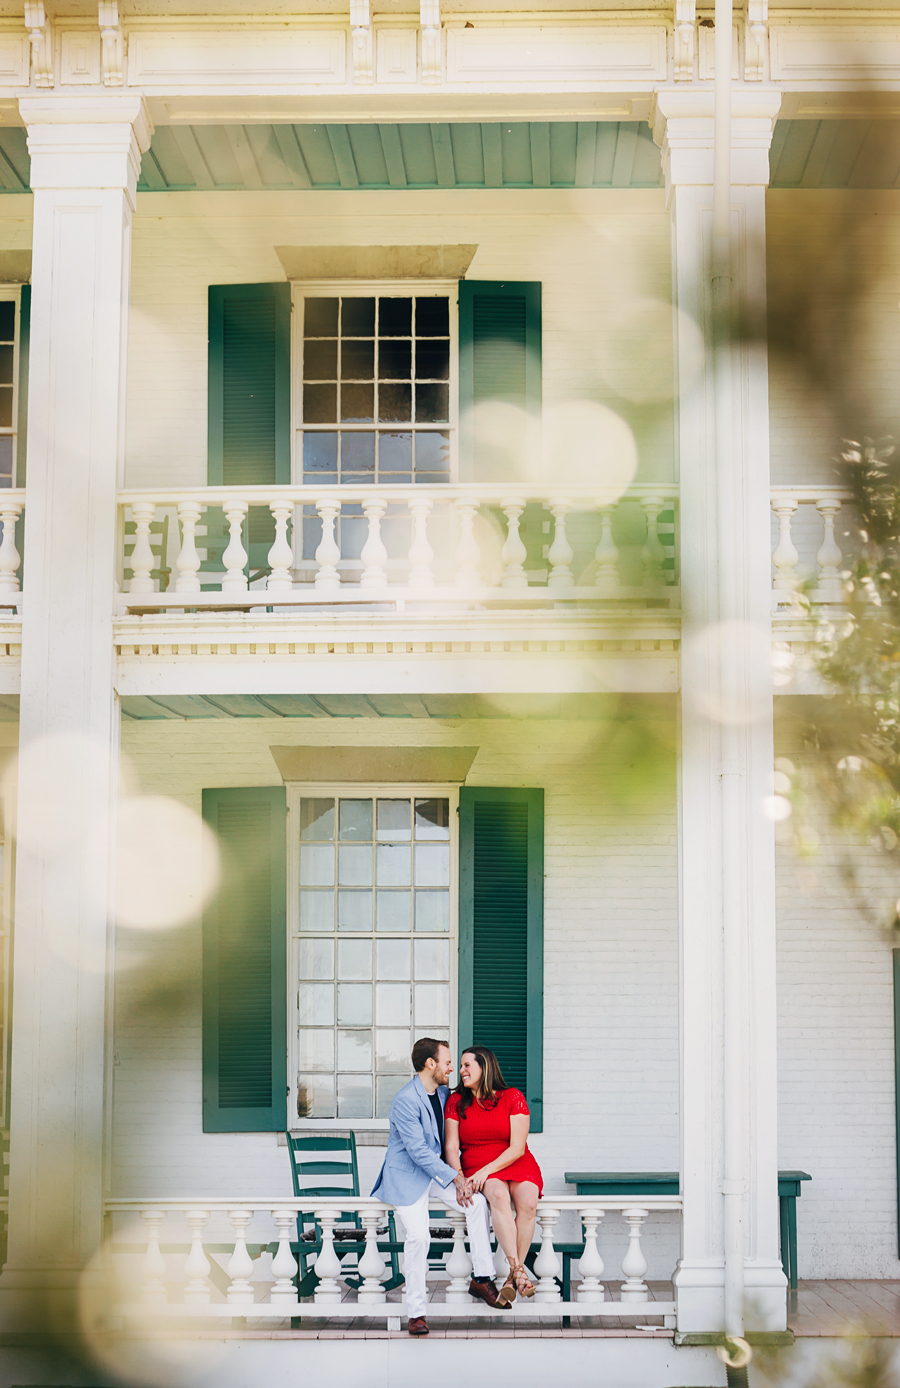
712 0 748 1370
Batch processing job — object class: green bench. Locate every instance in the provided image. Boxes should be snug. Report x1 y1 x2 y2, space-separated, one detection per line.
565 1169 812 1292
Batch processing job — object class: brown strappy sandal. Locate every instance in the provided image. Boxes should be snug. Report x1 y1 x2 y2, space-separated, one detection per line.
496 1261 518 1308
513 1262 536 1298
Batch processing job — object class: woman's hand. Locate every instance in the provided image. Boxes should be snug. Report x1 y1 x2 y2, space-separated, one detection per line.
467 1168 491 1194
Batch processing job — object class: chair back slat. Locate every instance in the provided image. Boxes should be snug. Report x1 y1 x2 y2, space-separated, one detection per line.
294 1160 354 1176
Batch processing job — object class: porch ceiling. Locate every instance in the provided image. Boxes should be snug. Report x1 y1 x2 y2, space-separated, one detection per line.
0 121 664 194
119 692 645 719
770 118 900 188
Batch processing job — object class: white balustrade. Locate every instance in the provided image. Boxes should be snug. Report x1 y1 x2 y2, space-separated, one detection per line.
174 499 202 594
357 1209 387 1305
0 497 22 597
532 1206 562 1303
267 503 294 596
127 500 157 595
619 1207 650 1302
115 485 682 610
770 487 853 609
575 1205 605 1304
444 1207 474 1303
270 1208 300 1308
109 1196 682 1324
183 1208 212 1305
226 1208 256 1306
312 1207 344 1305
221 500 248 594
139 1208 168 1304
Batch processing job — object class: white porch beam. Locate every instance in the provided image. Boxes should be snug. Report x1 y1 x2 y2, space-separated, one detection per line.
0 94 151 1333
651 87 787 1335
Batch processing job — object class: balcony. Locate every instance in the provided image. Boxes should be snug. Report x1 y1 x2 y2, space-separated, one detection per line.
104 1194 682 1331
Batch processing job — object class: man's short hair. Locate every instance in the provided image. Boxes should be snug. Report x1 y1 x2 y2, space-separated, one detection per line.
411 1037 449 1072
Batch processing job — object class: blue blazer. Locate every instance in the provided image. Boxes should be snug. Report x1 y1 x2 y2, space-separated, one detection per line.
371 1074 458 1206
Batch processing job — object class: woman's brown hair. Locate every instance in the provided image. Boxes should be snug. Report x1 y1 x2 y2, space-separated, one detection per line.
453 1045 509 1116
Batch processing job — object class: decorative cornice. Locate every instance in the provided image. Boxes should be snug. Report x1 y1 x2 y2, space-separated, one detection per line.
420 0 442 84
349 0 373 84
99 2 124 88
673 0 696 80
23 2 53 89
744 0 768 80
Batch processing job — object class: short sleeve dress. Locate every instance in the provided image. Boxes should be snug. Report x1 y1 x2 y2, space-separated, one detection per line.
444 1088 543 1194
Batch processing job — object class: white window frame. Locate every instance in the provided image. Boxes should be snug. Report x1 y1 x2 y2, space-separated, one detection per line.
290 279 460 486
287 781 459 1130
0 286 23 490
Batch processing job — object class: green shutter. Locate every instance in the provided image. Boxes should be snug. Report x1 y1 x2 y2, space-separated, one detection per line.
202 786 287 1133
458 280 541 483
16 284 28 488
458 787 544 1132
207 283 291 571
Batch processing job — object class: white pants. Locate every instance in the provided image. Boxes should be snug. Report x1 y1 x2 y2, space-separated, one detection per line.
395 1181 494 1318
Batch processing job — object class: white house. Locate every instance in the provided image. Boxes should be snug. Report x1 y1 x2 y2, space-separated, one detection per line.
0 1 894 1385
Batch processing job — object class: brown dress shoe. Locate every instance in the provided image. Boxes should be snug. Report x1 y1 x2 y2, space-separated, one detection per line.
468 1278 501 1308
408 1316 429 1335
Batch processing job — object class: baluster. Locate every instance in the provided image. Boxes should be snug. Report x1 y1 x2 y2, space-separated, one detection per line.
575 1205 605 1304
175 500 203 594
454 496 482 591
815 497 844 604
594 505 620 596
619 1207 650 1302
140 1209 168 1304
225 1207 256 1306
547 499 575 589
771 497 800 602
500 497 529 588
0 502 21 596
493 1241 508 1278
360 496 389 591
183 1208 212 1305
532 1205 562 1303
221 500 248 594
267 503 294 596
313 1208 344 1305
444 1207 474 1304
270 1208 300 1307
127 501 156 595
357 1208 387 1305
407 496 435 591
314 496 341 595
640 495 667 588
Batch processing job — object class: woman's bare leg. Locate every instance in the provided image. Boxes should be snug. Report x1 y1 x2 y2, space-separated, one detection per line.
509 1181 540 1277
484 1178 518 1268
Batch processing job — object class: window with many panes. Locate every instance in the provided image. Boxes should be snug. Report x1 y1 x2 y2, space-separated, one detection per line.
290 788 454 1122
0 295 20 490
296 287 454 486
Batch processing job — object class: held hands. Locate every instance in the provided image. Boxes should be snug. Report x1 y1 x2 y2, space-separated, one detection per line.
453 1171 473 1206
465 1169 490 1195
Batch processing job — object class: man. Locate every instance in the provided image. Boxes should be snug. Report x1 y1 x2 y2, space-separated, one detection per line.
372 1036 500 1334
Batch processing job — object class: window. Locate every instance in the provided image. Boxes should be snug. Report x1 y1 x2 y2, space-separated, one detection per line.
296 286 455 486
0 292 23 490
290 787 456 1122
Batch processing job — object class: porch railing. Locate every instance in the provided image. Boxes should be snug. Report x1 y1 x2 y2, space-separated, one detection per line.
105 1194 681 1325
0 491 24 609
770 486 854 607
115 484 679 612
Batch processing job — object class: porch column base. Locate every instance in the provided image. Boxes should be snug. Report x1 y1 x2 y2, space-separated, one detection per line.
0 1265 99 1333
675 1261 787 1333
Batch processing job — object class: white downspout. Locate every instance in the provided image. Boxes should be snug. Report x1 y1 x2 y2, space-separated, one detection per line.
712 0 746 1346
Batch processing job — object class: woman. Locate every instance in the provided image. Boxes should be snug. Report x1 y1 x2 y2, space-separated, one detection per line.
444 1045 543 1306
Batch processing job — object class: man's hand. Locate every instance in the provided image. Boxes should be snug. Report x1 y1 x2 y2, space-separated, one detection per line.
453 1172 472 1206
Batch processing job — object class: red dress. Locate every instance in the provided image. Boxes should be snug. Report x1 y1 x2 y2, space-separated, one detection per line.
444 1088 543 1194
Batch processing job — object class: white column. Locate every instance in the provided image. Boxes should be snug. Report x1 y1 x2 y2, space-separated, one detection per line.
0 95 152 1332
652 90 787 1333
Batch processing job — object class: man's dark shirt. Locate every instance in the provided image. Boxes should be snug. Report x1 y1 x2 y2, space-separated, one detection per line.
427 1089 444 1147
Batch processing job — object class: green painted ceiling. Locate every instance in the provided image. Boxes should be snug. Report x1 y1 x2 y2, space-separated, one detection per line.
769 119 900 189
120 692 626 720
0 120 664 193
2 117 896 195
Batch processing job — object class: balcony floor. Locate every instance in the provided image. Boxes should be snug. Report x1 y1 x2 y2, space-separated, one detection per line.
128 1282 900 1340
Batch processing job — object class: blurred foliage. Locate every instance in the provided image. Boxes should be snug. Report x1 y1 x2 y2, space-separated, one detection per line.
801 440 900 875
